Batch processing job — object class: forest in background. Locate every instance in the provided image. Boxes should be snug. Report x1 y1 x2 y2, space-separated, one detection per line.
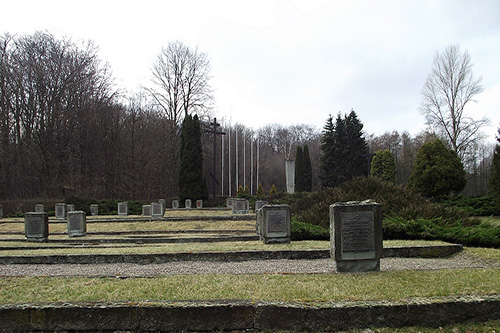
0 32 495 202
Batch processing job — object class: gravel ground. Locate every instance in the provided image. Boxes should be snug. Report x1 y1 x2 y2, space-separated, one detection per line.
0 251 498 277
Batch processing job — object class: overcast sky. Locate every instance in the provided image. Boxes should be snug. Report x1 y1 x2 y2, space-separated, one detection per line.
2 0 500 143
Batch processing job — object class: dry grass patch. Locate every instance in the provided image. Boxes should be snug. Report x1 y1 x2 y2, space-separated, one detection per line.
0 268 498 304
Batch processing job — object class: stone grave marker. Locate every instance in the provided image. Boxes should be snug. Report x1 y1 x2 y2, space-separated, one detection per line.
232 198 248 214
67 211 86 237
55 203 66 220
151 202 164 219
196 199 203 209
142 205 152 216
24 212 49 242
185 199 192 209
90 204 98 216
66 204 75 213
330 200 383 273
158 199 166 210
256 204 291 244
118 202 128 216
172 200 179 209
0 204 2 219
255 200 268 211
35 204 44 213
226 198 234 208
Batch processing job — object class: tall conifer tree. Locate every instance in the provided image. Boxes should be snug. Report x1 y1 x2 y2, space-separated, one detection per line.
179 114 208 202
302 144 313 191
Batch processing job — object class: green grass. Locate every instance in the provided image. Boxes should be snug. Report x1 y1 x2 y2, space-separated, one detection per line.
0 268 498 305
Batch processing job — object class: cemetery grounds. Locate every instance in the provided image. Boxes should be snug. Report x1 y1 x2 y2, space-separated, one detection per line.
0 209 499 331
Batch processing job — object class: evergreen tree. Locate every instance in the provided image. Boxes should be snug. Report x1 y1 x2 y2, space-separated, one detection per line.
371 150 396 183
320 115 336 188
179 114 208 202
321 110 368 188
295 145 304 191
345 110 369 180
488 129 500 209
302 144 313 191
408 139 466 197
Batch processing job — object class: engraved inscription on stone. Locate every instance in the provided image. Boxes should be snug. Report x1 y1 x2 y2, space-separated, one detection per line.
267 210 287 233
26 218 42 235
68 218 82 232
341 211 375 253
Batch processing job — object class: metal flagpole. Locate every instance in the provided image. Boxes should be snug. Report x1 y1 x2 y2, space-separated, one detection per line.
228 129 232 197
250 138 254 195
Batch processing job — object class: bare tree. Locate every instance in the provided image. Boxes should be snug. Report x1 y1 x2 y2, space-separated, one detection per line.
148 41 213 134
420 45 488 162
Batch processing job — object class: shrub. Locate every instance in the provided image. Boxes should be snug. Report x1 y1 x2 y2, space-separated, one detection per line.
291 219 329 241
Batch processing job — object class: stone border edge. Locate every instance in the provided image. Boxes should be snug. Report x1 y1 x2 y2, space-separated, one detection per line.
0 245 463 264
1 295 498 332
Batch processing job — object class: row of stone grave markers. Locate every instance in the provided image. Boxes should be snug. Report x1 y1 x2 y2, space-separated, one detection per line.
24 210 87 241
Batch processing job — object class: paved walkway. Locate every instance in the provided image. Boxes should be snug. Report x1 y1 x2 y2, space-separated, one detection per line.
0 251 497 277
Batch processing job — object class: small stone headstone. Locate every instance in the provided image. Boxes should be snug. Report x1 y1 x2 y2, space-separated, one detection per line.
226 198 234 208
90 204 98 216
256 204 291 244
66 204 75 213
172 200 179 209
25 212 49 242
330 200 383 273
151 202 164 219
118 202 128 216
55 203 66 220
67 211 86 237
142 205 152 216
232 198 248 214
0 204 3 219
158 199 166 211
255 200 268 211
185 199 192 209
196 199 203 209
35 204 44 213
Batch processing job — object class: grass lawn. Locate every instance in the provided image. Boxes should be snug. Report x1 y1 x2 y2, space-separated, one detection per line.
0 267 498 305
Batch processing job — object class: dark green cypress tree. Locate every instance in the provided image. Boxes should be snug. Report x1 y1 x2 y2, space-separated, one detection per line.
295 145 304 191
179 114 208 202
371 149 396 183
303 144 313 191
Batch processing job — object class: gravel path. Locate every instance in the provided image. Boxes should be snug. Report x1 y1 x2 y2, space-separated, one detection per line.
0 252 498 277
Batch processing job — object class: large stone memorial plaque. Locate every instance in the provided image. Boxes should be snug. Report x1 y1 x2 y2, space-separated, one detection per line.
25 212 49 241
330 200 383 273
55 203 66 220
257 205 291 244
67 211 86 237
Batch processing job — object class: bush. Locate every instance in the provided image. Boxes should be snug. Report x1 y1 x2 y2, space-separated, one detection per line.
434 195 500 216
291 219 329 241
384 215 500 247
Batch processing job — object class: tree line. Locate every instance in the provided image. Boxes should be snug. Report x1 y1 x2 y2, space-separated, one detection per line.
0 32 497 203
